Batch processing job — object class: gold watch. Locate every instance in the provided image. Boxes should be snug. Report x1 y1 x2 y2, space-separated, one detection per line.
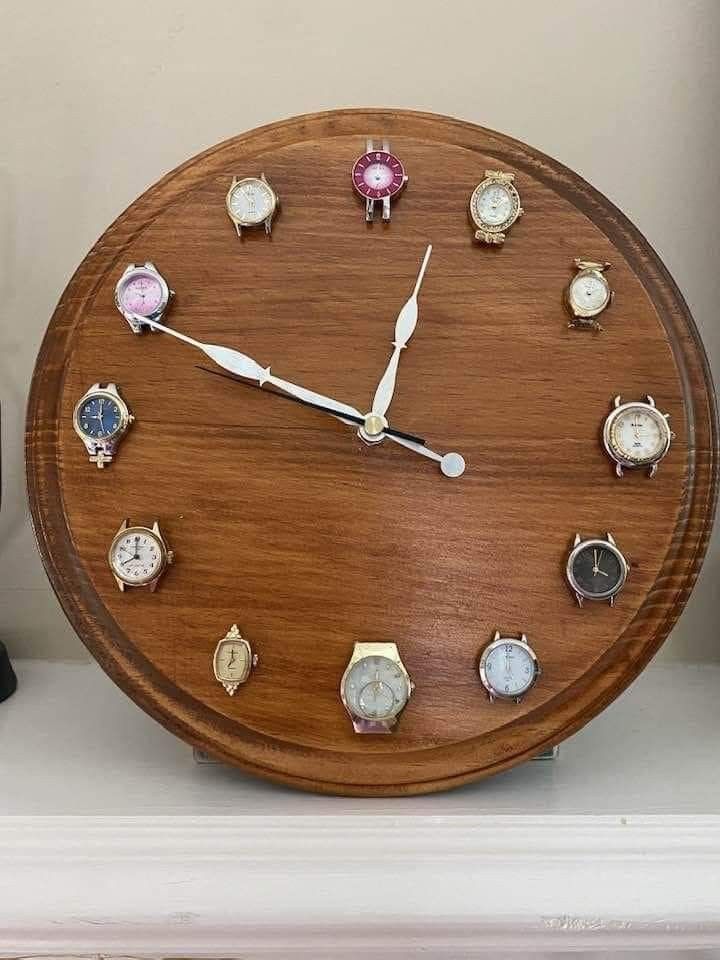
340 641 413 734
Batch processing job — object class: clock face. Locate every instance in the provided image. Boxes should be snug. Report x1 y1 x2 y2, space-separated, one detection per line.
109 528 165 586
569 541 626 601
609 404 668 465
76 394 122 440
227 178 275 225
569 272 610 315
118 272 164 317
27 112 713 795
352 151 406 199
480 639 538 700
342 655 410 721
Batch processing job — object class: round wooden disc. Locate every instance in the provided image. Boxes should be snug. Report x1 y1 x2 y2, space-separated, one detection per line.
27 109 717 795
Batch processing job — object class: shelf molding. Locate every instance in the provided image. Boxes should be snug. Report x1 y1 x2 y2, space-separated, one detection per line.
2 814 720 957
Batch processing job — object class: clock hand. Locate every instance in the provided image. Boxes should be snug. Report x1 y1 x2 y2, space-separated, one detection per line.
195 366 426 446
137 316 364 422
139 316 464 477
389 434 466 478
368 245 432 422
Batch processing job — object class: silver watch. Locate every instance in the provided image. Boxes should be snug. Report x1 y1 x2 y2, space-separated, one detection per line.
114 261 173 334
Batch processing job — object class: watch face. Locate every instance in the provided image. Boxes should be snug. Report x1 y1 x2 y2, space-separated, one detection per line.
118 271 165 317
608 404 669 466
471 180 519 229
480 638 538 700
227 178 275 225
569 540 626 600
569 271 610 315
352 151 406 200
215 639 252 684
76 393 123 440
342 655 410 721
109 527 165 586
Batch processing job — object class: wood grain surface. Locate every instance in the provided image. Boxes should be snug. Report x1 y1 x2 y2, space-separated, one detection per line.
26 109 718 795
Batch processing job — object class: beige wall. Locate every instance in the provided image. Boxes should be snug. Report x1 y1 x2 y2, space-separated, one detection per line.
1 0 717 660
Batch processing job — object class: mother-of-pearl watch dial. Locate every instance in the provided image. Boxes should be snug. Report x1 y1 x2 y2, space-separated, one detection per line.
342 655 410 721
109 528 165 585
227 178 275 225
569 272 610 314
475 183 514 225
609 404 668 464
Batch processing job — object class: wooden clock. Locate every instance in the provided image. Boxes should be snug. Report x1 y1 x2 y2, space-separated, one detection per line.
26 109 717 795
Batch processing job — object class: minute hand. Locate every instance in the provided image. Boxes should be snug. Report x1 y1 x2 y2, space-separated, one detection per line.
136 316 363 422
371 244 432 418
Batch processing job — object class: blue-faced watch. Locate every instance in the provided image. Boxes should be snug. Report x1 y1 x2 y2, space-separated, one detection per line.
72 382 134 468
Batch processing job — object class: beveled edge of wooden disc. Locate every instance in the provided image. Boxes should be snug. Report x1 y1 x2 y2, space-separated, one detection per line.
26 109 719 795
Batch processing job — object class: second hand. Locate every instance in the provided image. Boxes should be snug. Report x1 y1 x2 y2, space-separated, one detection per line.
195 365 426 446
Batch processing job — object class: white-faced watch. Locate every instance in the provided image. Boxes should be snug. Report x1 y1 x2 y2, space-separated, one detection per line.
73 382 134 468
226 173 279 237
115 262 173 334
479 631 541 703
108 519 174 592
603 395 673 478
565 259 613 330
340 641 413 733
469 170 523 244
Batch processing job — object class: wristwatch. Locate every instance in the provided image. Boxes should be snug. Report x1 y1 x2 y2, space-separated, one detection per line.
108 519 174 593
72 382 134 468
225 173 279 237
565 259 613 330
351 139 408 222
602 395 673 478
469 170 523 244
340 641 414 733
114 261 173 334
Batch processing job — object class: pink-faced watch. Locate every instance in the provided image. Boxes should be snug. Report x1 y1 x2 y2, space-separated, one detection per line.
114 262 174 334
351 139 408 222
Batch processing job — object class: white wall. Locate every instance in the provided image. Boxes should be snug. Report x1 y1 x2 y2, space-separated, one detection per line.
0 0 717 659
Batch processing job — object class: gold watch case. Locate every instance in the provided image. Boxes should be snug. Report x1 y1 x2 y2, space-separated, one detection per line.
469 170 523 244
340 641 414 734
108 519 174 592
225 173 279 237
565 258 614 329
213 624 258 696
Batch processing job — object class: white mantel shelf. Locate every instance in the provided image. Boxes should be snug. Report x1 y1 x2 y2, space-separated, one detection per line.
1 660 719 958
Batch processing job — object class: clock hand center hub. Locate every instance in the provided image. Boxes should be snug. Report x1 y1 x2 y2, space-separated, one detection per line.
359 411 389 445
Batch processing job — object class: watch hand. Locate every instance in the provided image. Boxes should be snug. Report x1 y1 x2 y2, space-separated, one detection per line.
137 315 364 422
195 366 425 446
369 244 432 420
138 316 463 477
389 434 466 478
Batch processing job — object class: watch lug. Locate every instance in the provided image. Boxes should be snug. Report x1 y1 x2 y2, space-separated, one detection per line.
646 394 655 407
113 575 125 593
573 532 581 547
609 595 616 607
575 592 584 607
234 222 242 238
607 531 616 545
648 463 658 479
365 198 374 222
116 518 129 537
493 629 500 641
616 462 624 478
151 520 161 536
382 195 391 221
613 395 622 408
